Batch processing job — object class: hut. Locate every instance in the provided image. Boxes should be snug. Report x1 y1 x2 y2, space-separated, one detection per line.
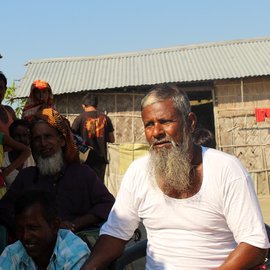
16 37 270 197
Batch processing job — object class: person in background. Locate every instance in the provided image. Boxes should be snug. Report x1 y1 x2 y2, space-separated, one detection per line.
0 108 115 237
82 83 269 270
0 189 90 270
22 80 54 122
0 131 31 198
192 127 216 148
0 71 16 136
3 119 35 188
72 94 115 182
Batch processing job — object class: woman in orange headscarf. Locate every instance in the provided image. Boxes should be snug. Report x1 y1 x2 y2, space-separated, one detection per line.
22 80 54 122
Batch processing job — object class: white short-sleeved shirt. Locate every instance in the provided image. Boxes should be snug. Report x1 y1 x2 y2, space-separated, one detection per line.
101 147 269 269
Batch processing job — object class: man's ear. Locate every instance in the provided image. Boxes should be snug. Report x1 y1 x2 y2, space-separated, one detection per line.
51 217 61 233
187 112 197 133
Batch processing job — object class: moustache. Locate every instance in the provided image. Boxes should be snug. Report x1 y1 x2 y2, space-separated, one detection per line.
149 138 179 150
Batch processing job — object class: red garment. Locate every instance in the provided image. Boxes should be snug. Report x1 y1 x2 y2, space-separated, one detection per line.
255 108 270 122
22 80 54 122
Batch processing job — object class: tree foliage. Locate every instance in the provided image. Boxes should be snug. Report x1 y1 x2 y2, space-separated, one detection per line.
4 82 26 117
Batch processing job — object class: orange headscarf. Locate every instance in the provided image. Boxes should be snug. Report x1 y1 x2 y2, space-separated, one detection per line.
22 80 54 122
33 108 80 164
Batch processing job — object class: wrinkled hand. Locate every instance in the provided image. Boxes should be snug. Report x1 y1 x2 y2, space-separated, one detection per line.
60 220 77 232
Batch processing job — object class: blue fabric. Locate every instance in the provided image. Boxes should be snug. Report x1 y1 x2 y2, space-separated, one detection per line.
0 229 90 270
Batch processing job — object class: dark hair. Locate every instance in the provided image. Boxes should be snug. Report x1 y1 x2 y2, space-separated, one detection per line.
15 190 58 223
9 119 30 138
0 71 7 86
193 128 216 149
82 93 98 107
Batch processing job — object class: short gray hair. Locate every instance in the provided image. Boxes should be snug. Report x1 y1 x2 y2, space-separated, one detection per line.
141 83 191 119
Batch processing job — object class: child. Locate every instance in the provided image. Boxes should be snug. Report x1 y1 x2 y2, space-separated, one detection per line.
0 132 31 198
22 80 54 122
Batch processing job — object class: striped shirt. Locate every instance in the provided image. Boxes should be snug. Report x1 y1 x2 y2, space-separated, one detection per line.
0 229 90 270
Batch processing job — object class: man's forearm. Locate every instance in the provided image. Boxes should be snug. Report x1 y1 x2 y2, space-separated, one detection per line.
81 235 127 270
217 242 267 270
73 214 102 232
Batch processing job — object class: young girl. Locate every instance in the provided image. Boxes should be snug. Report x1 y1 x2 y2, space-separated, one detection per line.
22 80 54 122
0 132 31 198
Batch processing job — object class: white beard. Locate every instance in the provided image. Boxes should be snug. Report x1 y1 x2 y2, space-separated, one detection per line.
36 150 64 176
149 133 192 195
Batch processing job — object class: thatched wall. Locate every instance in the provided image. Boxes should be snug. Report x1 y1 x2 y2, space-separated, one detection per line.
54 76 270 197
55 91 146 144
55 91 147 196
214 76 270 197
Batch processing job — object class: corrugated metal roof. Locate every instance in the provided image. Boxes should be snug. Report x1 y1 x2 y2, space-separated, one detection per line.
16 37 270 98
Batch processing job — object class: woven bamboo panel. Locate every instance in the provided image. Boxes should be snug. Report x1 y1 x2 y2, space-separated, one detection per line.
264 146 270 168
256 172 269 196
218 117 233 146
234 146 264 171
55 93 82 114
215 78 270 196
134 117 147 143
116 94 134 112
115 116 133 143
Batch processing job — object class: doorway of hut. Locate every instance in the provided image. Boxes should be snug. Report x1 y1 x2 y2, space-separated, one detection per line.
187 89 215 138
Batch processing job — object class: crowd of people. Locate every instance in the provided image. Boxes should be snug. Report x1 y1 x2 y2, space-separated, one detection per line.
0 71 269 269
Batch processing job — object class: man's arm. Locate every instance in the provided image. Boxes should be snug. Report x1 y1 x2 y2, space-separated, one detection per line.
81 235 127 270
2 134 31 177
108 131 115 143
4 105 16 120
217 242 267 269
60 214 102 232
71 115 81 135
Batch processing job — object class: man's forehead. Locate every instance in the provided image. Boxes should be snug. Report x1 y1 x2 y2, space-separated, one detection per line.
32 121 58 135
142 99 177 115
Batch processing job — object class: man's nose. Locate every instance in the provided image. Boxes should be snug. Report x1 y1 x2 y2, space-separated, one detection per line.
153 123 165 139
39 136 48 146
21 229 31 242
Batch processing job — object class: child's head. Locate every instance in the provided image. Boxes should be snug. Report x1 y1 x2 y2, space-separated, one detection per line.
30 80 53 104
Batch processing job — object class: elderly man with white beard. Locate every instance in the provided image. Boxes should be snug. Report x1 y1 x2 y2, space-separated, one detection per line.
82 83 269 270
0 108 115 238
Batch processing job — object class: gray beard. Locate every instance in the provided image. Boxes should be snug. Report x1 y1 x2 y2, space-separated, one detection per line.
36 150 64 176
149 135 192 195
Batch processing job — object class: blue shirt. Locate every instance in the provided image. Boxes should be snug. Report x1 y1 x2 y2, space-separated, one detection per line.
0 229 90 270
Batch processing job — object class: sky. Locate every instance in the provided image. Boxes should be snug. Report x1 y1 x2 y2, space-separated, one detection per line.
1 0 270 86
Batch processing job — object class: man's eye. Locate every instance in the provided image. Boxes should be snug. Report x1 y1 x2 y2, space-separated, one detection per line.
144 122 154 128
160 119 172 124
28 225 39 231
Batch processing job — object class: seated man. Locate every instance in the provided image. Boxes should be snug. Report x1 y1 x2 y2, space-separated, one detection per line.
82 84 269 270
0 108 115 236
0 189 90 269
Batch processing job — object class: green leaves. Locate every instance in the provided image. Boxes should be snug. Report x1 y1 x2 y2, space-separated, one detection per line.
4 82 26 117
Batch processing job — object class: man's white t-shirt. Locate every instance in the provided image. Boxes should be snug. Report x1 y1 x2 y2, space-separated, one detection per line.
101 147 269 269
